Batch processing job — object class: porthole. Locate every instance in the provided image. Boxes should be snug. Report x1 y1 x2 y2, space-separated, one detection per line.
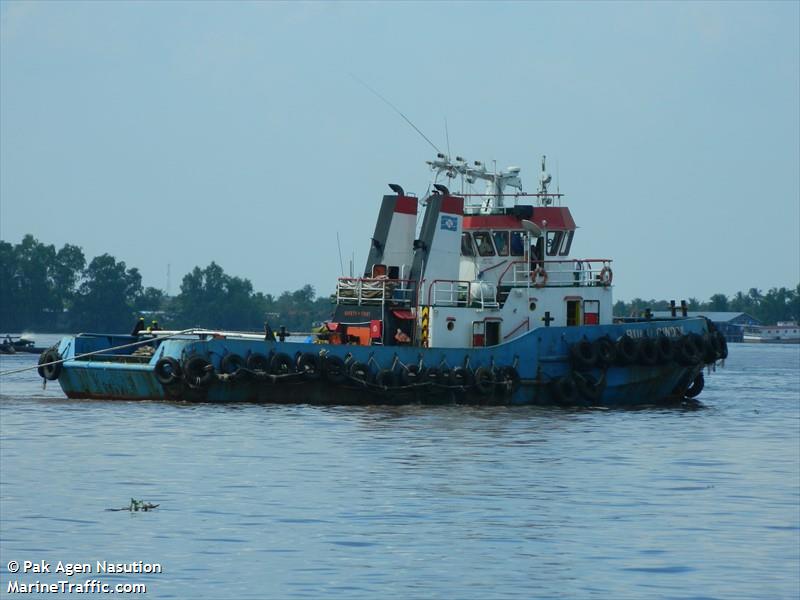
447 321 455 331
529 301 537 311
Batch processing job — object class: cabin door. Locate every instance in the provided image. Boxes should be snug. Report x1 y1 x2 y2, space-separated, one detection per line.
566 299 582 326
485 320 501 346
472 320 502 347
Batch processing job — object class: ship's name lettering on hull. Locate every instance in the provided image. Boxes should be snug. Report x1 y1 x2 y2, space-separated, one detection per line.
624 326 685 338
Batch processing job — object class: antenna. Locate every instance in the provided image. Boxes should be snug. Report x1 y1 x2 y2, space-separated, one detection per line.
556 159 560 195
350 74 441 154
445 118 451 158
166 263 171 296
336 232 345 277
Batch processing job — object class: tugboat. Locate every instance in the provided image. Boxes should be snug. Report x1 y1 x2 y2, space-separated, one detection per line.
37 155 727 405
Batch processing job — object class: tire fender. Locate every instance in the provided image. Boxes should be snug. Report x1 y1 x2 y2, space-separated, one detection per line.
154 356 182 385
37 349 62 381
474 366 495 395
183 355 216 388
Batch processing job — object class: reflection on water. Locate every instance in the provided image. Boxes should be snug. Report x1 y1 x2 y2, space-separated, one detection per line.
1 344 798 599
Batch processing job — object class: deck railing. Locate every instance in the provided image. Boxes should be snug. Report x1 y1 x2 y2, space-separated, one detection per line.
336 278 416 306
498 259 613 288
428 280 499 309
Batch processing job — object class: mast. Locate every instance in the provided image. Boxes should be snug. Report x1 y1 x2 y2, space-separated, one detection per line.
426 154 522 212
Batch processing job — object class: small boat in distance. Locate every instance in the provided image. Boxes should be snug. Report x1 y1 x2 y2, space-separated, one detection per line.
743 322 800 344
38 154 727 405
1 335 46 355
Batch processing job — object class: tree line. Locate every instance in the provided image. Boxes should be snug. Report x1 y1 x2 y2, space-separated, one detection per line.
1 235 332 333
613 286 800 325
2 235 798 333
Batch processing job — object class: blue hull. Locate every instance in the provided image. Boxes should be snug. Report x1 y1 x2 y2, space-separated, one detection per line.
51 319 716 406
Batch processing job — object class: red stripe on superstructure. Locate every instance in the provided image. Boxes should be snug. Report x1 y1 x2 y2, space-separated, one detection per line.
462 207 576 230
441 195 464 215
394 196 417 215
534 207 576 230
463 215 521 229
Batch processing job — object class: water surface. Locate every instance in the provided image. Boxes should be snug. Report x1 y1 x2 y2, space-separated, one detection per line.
1 343 798 599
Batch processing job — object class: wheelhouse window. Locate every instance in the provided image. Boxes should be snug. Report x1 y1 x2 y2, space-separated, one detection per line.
510 231 525 256
473 231 496 256
558 231 574 256
546 231 564 256
492 231 509 256
460 232 475 256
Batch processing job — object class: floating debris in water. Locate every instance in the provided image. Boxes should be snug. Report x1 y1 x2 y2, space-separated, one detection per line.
107 498 159 512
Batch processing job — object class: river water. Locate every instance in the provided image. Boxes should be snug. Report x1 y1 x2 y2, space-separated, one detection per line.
0 341 798 599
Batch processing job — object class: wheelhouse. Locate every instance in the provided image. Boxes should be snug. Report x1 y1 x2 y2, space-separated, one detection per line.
329 155 614 349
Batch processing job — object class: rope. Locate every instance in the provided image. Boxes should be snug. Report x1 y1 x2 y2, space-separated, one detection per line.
0 329 201 377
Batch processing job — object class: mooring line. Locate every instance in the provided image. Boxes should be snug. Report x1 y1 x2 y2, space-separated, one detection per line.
0 329 201 377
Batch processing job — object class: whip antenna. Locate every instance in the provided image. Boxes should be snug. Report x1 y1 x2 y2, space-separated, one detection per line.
445 118 451 157
336 232 345 277
350 73 441 154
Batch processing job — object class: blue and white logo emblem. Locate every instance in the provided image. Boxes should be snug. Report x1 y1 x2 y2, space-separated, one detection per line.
440 215 458 231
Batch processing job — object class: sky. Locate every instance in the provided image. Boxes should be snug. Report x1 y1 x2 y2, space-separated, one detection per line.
1 1 798 303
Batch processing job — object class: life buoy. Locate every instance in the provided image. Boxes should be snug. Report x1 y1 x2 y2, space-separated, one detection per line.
615 335 638 365
474 366 495 395
348 361 372 383
570 339 598 370
375 368 398 388
37 349 62 381
551 374 578 404
154 356 182 385
246 353 270 373
297 353 322 380
599 266 613 286
637 337 659 366
270 352 295 375
220 353 246 377
655 335 675 364
684 372 704 398
531 267 548 288
594 337 616 367
323 355 347 384
496 366 520 394
183 355 216 388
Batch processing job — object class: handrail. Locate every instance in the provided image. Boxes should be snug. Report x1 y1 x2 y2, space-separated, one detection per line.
427 279 499 309
337 277 417 284
458 192 565 198
498 259 612 288
336 277 416 306
503 317 529 340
